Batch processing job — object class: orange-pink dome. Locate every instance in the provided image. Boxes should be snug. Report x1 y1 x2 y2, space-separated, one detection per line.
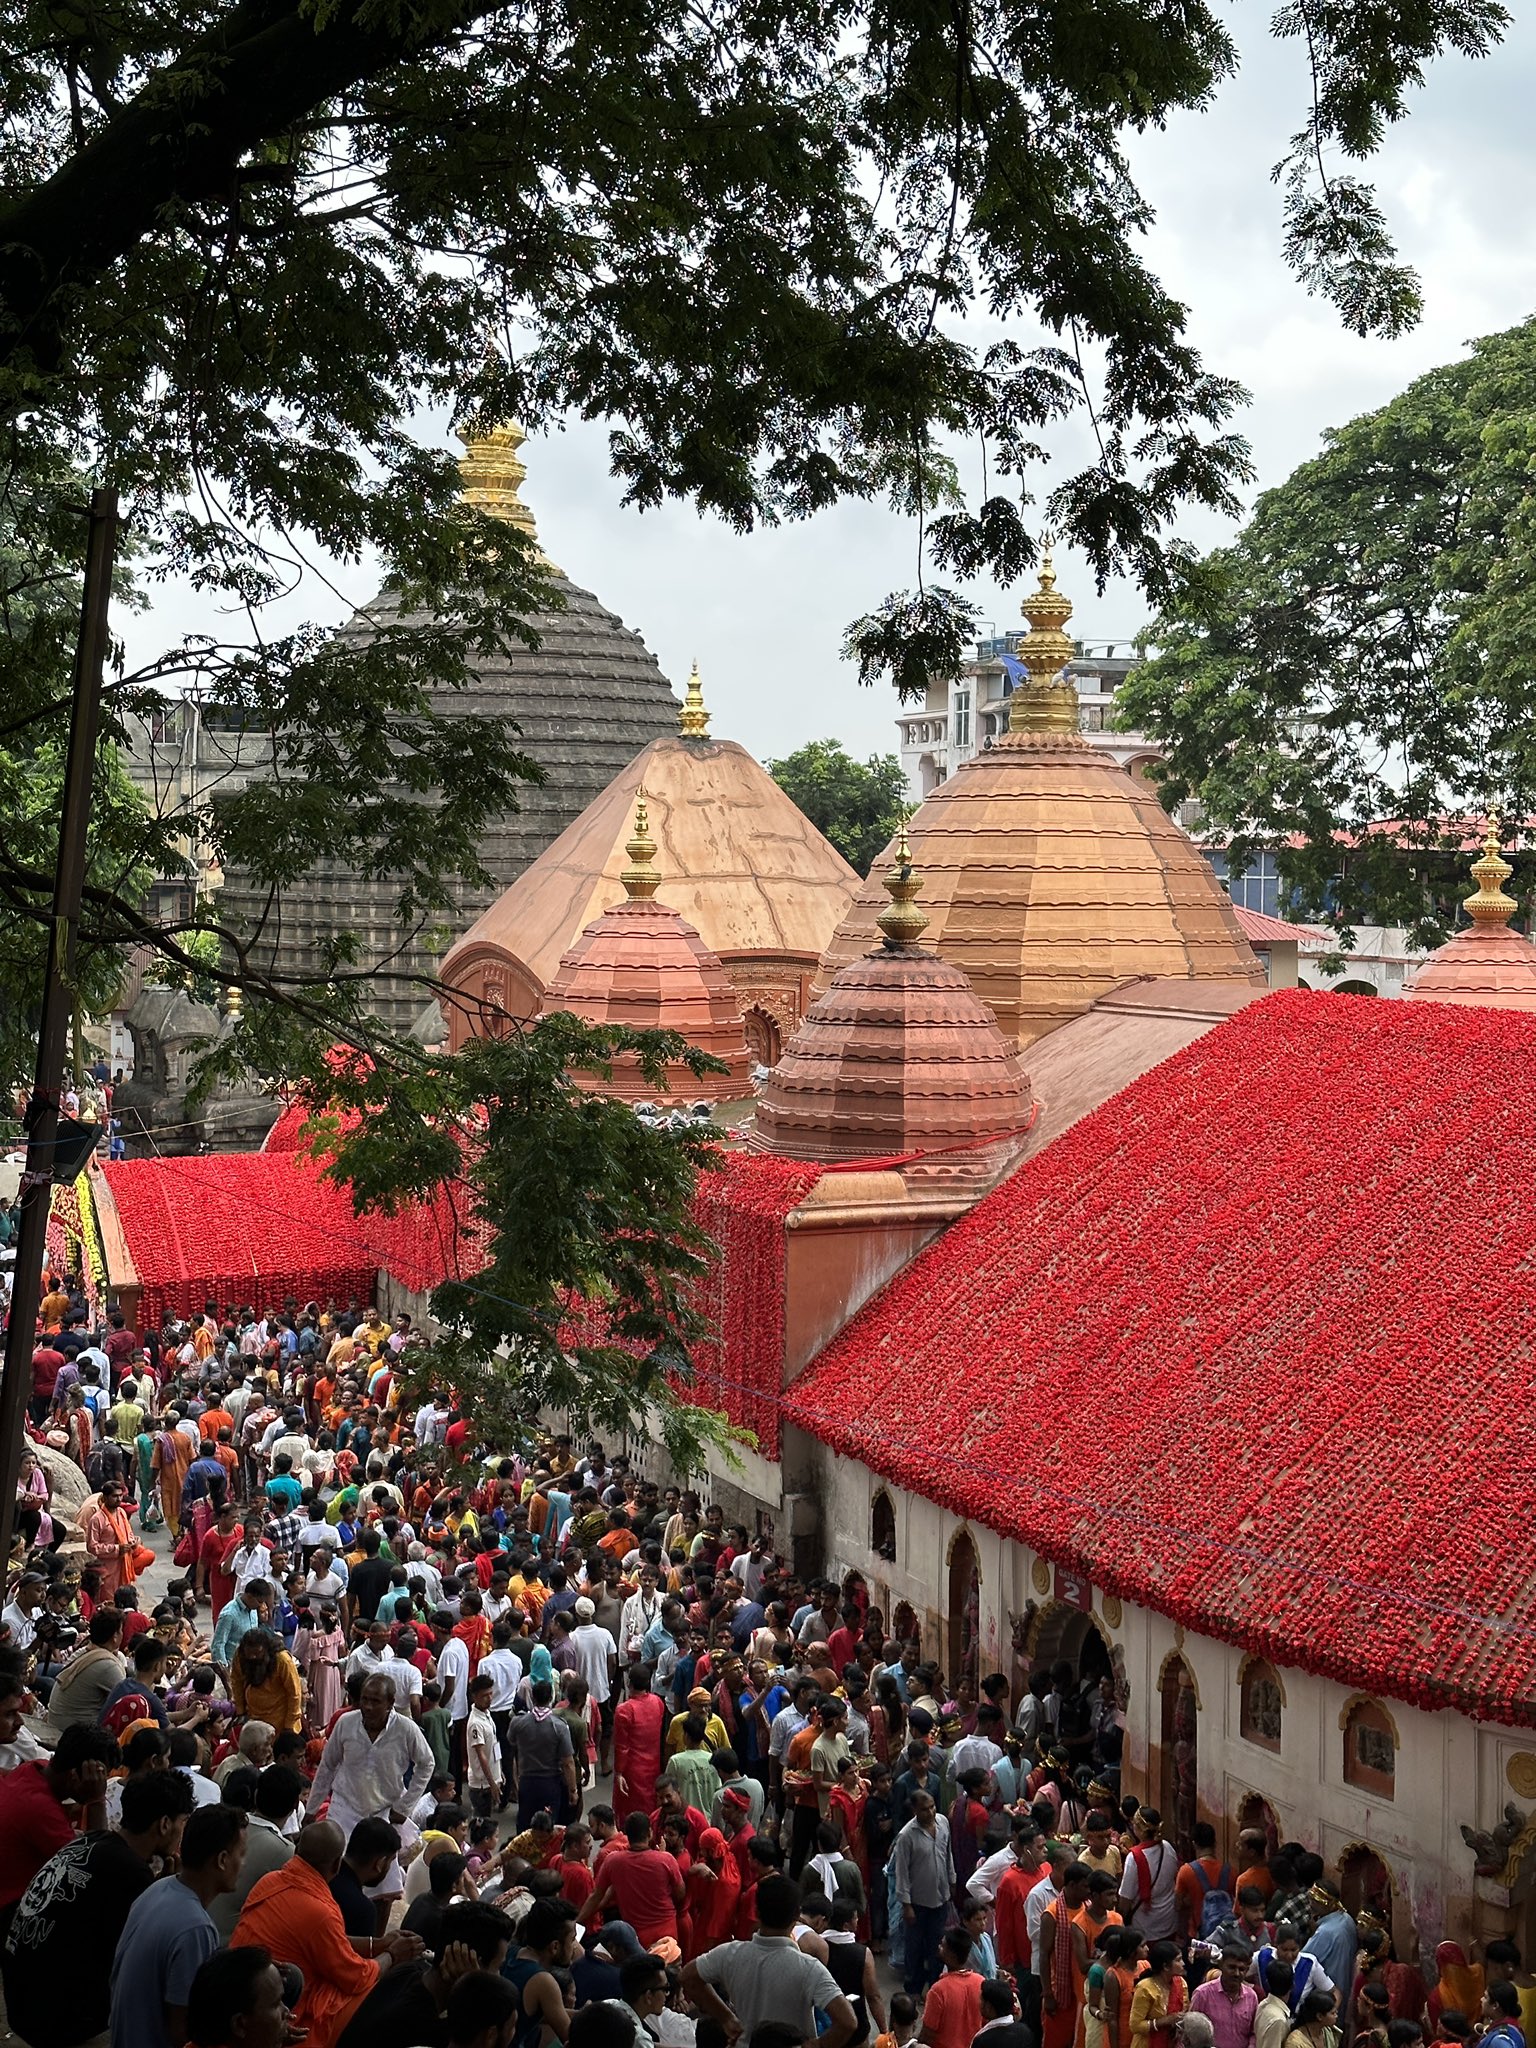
540 799 755 1102
1406 828 1536 1012
754 831 1032 1161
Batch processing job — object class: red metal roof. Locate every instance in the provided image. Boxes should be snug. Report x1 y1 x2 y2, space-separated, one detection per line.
1230 904 1327 946
783 989 1536 1725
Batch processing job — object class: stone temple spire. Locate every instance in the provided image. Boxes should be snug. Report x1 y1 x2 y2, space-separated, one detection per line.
1007 550 1079 738
1464 819 1518 926
877 819 929 950
620 793 661 899
456 420 556 568
679 660 711 739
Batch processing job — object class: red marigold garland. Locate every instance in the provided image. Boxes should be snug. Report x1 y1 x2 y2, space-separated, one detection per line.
782 989 1536 1727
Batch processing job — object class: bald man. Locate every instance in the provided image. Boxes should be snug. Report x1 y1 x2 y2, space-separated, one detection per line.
229 1822 422 2048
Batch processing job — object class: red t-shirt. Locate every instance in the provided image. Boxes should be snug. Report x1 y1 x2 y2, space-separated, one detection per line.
444 1420 468 1458
560 1860 595 1915
0 1762 75 1906
120 1611 152 1647
921 1972 984 2048
30 1349 65 1400
602 1847 682 1944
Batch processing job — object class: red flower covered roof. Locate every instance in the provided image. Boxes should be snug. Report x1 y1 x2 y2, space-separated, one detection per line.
103 1153 379 1329
783 988 1536 1726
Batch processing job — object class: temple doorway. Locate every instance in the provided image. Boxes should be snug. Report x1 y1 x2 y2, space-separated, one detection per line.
1340 1844 1395 1927
1030 1600 1113 1690
742 1007 782 1066
1159 1655 1199 1856
1237 1792 1281 1858
948 1531 980 1695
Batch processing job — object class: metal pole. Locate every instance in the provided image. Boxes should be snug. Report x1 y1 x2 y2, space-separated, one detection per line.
0 488 119 1567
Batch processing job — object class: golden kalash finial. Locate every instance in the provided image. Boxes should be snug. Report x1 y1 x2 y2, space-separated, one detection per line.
455 419 558 568
223 982 244 1020
1465 817 1518 927
679 659 711 739
621 792 662 899
877 818 929 950
1007 546 1080 738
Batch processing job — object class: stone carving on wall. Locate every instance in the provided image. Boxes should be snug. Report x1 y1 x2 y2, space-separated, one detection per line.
1461 1803 1536 1885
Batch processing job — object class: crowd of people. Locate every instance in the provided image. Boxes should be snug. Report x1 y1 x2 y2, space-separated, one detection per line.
0 1286 1529 2048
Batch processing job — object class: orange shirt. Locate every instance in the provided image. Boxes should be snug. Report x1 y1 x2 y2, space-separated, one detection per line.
922 1971 984 2048
786 1723 819 1808
598 1527 635 1562
231 1855 378 2048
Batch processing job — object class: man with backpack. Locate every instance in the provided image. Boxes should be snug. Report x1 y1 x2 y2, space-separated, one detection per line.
1177 1822 1237 1946
1116 1807 1180 1941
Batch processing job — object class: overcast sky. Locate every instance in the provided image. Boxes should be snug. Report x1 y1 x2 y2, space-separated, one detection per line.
128 6 1536 773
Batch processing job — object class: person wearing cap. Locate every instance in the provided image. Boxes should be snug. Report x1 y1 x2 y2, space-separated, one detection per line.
570 1594 619 1775
666 1686 728 1758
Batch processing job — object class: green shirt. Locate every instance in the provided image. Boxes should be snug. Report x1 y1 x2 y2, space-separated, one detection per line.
419 1706 452 1775
109 1400 144 1445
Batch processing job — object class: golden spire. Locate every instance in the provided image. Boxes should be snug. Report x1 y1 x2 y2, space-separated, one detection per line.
223 983 244 1020
1465 818 1518 927
1007 548 1080 738
621 792 661 899
455 419 557 568
877 818 929 949
679 659 711 739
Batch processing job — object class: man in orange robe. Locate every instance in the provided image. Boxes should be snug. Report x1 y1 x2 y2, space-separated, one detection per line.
230 1820 416 2048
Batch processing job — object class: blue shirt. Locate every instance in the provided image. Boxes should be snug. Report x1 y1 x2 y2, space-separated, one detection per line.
109 1874 218 2048
210 1597 262 1667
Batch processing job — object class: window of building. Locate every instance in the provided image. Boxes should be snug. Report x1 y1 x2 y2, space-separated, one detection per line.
953 691 972 749
1205 850 1281 920
1342 1699 1396 1796
871 1490 897 1562
1239 1659 1283 1751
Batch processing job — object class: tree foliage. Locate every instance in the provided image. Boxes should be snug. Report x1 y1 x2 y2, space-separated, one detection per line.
1118 317 1536 947
295 1015 740 1471
0 0 1509 1439
768 739 913 875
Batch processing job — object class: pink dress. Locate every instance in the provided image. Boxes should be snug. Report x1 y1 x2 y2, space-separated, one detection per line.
301 1626 345 1733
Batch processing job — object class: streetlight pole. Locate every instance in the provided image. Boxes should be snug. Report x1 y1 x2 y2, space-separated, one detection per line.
0 489 119 1565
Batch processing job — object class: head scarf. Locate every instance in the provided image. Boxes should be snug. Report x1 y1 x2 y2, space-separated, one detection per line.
529 1643 555 1687
1434 1944 1485 2023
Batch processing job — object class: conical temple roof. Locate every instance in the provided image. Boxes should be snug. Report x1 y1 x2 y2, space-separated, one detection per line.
1406 825 1536 1010
540 798 756 1103
816 566 1262 1049
755 828 1034 1161
441 704 860 1013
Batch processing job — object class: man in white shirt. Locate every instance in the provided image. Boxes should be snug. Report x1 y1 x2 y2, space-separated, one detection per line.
729 1534 769 1603
968 1820 1043 1905
413 1398 448 1447
434 1615 471 1788
1026 1844 1073 1986
618 1566 663 1668
226 1515 274 1594
309 1674 437 1839
404 1547 444 1611
345 1622 422 1716
1116 1810 1180 1941
1 1574 46 1652
571 1596 619 1771
951 1702 1005 1780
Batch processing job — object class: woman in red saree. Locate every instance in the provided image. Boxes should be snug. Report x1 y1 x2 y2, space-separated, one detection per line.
686 1827 741 1960
612 1665 666 1824
829 1756 872 1939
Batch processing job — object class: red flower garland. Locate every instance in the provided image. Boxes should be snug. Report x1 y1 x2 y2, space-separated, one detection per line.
784 989 1536 1727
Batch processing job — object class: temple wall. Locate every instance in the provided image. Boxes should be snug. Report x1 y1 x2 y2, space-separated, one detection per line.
744 1428 1519 1963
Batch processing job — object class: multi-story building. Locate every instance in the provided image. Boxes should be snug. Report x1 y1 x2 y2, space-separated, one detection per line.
897 632 1164 796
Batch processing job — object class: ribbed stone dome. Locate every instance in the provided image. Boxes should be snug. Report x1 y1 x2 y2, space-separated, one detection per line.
540 800 755 1103
755 946 1033 1161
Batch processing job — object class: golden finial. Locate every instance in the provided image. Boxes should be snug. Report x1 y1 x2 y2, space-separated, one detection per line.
621 792 661 899
1007 545 1080 738
1465 817 1518 927
223 983 244 1020
876 818 929 950
455 419 558 569
679 659 711 739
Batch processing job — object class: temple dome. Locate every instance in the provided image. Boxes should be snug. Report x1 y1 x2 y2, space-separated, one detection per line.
815 563 1263 1049
540 798 756 1103
755 830 1033 1162
440 666 859 1060
200 423 682 1035
1406 826 1536 1011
